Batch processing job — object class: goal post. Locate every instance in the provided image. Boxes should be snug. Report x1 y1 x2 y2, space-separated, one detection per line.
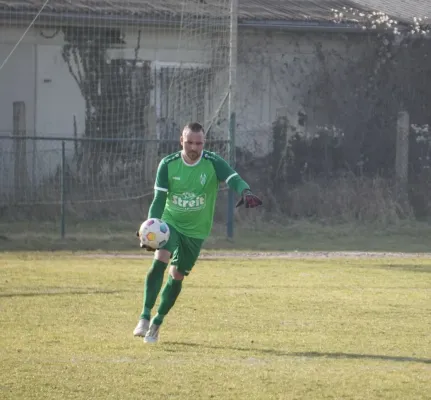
227 0 239 239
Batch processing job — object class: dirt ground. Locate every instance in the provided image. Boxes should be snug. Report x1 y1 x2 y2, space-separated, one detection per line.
78 251 431 260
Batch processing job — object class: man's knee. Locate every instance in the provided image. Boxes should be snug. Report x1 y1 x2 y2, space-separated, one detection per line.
155 249 171 264
169 265 184 280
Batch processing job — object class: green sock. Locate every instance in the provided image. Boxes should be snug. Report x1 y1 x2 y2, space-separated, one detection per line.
153 275 183 326
140 259 168 320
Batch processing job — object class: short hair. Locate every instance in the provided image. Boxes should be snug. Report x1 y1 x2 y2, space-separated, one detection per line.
183 122 204 134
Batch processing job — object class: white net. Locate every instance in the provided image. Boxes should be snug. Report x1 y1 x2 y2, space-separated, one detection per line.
0 1 233 215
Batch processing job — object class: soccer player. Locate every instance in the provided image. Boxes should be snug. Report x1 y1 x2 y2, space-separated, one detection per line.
133 122 262 343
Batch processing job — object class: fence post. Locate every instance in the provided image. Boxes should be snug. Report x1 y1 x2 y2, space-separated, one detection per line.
60 141 66 239
144 106 158 184
395 111 410 207
13 101 27 201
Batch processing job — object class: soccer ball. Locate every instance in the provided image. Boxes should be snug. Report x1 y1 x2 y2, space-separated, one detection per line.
138 218 170 250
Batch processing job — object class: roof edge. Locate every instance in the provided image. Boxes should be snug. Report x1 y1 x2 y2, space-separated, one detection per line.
0 10 370 32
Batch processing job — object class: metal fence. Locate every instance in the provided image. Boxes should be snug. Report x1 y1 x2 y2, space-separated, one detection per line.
0 135 231 236
0 136 229 203
1 116 431 241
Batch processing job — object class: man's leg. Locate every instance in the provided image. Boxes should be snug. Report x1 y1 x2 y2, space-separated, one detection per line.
144 235 204 343
151 263 184 326
133 225 178 337
141 256 169 320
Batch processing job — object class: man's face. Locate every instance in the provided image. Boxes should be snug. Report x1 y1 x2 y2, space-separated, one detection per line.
180 129 205 161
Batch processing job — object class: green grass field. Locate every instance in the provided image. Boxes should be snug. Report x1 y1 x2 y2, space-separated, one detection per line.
1 252 430 399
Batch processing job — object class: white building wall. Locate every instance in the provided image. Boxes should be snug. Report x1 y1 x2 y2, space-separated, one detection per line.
0 25 210 136
0 24 210 197
0 43 36 136
0 38 36 199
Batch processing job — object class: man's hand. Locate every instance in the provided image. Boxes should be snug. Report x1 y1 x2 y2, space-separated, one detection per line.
136 230 156 252
235 189 263 208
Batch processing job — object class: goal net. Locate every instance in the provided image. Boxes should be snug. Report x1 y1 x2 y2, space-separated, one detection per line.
0 0 233 220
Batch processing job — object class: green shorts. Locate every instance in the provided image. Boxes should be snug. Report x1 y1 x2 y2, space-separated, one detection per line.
160 223 204 276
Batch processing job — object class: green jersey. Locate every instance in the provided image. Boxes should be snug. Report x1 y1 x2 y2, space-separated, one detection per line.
152 150 249 239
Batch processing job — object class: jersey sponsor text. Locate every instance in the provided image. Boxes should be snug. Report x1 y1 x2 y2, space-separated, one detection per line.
171 192 206 210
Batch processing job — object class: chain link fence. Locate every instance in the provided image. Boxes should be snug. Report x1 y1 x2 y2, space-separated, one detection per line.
0 135 232 238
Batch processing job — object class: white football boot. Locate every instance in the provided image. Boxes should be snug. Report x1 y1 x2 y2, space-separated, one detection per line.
144 322 160 343
133 319 150 337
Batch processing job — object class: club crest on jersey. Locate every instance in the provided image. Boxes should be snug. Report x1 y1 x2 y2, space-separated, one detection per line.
200 173 207 186
172 192 206 211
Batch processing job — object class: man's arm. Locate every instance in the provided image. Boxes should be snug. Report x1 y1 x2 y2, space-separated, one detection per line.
148 190 167 218
137 159 169 250
148 159 169 218
207 152 249 194
207 152 262 208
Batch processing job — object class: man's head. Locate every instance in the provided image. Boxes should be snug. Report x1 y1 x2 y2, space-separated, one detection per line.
180 122 205 162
